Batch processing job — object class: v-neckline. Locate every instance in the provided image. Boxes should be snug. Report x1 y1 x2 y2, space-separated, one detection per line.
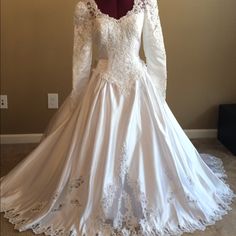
90 0 138 22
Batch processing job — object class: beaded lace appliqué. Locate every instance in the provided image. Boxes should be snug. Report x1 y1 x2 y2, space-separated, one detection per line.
144 0 167 100
1 176 86 236
84 144 235 236
72 0 168 98
87 0 147 21
90 142 160 235
1 150 235 236
73 0 168 98
85 0 149 97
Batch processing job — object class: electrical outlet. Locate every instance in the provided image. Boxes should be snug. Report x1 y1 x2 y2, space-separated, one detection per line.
48 93 59 109
0 95 8 109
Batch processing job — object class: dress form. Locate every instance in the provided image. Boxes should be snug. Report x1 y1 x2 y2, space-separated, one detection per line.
94 0 134 19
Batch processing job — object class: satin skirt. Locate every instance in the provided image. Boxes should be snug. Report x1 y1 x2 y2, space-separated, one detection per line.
0 61 235 236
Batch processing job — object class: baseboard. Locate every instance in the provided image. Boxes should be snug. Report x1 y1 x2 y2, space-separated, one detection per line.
0 134 42 144
0 129 217 144
184 129 217 139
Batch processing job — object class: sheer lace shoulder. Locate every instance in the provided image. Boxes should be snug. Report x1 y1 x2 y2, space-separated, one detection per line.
74 0 95 19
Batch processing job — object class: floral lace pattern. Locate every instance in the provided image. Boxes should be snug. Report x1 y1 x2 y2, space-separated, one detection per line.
72 0 94 94
92 60 147 96
72 0 168 99
86 0 147 21
1 149 235 236
143 0 167 100
86 0 149 96
1 176 86 235
91 54 147 97
82 145 235 236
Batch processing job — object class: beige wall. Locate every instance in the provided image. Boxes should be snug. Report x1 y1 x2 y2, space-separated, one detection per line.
1 0 236 134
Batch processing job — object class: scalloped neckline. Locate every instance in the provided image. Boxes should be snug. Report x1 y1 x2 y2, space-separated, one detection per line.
90 0 138 22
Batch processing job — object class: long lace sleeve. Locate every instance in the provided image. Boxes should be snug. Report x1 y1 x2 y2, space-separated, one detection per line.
143 0 167 100
72 0 93 99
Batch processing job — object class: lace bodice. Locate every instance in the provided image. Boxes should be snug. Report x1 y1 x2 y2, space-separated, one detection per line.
72 0 167 99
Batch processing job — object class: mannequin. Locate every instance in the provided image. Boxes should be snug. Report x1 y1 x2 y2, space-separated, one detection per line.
94 0 135 19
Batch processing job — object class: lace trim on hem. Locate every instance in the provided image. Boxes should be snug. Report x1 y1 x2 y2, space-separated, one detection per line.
85 192 235 236
1 190 235 236
1 153 235 236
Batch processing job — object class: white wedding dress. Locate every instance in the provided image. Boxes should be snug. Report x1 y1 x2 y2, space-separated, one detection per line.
0 0 235 235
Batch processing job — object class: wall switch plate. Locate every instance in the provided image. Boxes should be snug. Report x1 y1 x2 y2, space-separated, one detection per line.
48 93 58 109
0 95 8 109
